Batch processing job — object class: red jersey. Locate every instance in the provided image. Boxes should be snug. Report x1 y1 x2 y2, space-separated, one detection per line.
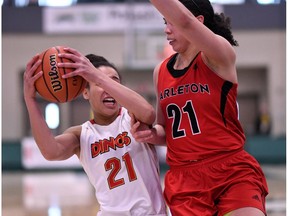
157 53 245 166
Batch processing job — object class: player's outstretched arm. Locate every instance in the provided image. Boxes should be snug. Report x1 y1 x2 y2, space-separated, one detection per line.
58 47 155 125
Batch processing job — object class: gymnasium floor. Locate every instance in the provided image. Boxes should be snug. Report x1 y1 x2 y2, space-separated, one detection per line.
2 164 286 216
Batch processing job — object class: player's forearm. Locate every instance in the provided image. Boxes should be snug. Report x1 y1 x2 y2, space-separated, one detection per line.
150 0 193 28
25 98 62 160
97 74 156 125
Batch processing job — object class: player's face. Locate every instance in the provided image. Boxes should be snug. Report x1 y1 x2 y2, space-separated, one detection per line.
164 18 191 53
84 66 121 124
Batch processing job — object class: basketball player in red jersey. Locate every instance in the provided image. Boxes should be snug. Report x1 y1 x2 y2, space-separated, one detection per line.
130 0 268 215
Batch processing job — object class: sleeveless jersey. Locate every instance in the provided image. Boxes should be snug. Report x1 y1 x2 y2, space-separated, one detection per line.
79 107 167 216
157 53 246 166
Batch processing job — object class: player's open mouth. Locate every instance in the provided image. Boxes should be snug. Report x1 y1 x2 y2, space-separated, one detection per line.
103 97 116 105
167 38 174 45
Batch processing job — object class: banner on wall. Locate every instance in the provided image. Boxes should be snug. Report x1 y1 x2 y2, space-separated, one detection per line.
43 3 164 34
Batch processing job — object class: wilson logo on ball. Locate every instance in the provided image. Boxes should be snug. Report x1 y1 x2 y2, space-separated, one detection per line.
48 54 63 93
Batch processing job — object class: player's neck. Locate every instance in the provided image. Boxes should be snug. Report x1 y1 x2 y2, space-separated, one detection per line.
174 51 199 70
93 112 119 126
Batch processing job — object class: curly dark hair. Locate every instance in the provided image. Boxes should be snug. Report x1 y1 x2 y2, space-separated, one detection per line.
179 0 238 46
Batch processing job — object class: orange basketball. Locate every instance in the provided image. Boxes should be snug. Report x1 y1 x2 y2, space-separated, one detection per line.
34 46 87 103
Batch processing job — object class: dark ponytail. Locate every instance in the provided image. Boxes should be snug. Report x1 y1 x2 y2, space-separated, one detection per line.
179 0 238 46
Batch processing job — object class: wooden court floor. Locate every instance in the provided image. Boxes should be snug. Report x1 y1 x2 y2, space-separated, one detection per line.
2 165 286 216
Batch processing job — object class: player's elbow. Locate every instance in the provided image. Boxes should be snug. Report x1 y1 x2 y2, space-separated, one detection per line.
40 147 65 161
143 106 156 125
132 104 156 125
41 151 60 161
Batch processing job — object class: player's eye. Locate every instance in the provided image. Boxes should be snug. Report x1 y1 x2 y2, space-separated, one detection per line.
163 18 167 25
112 76 120 83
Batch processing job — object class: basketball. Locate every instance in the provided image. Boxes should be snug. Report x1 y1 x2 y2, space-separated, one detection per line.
34 46 87 103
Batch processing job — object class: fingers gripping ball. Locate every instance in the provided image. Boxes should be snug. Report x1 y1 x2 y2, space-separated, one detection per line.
34 46 87 103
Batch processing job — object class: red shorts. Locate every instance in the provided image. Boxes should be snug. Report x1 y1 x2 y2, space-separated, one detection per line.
164 149 269 216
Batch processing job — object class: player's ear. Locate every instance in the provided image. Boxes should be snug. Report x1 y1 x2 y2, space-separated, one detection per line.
82 88 89 100
196 15 204 23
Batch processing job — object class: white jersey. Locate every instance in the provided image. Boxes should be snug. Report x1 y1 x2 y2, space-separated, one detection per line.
79 107 167 216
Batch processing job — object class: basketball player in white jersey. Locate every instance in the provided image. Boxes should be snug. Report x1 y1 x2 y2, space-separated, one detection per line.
23 48 167 216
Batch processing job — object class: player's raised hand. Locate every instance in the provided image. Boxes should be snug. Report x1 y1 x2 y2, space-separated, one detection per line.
23 54 42 100
58 47 102 84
